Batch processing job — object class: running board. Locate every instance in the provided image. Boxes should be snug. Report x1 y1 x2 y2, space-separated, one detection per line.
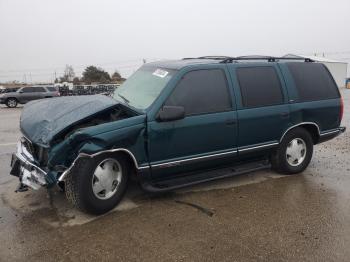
141 160 271 193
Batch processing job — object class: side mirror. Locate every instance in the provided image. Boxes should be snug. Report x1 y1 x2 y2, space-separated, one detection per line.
157 106 185 122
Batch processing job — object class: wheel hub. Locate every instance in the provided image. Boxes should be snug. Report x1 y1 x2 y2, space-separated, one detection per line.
92 158 122 200
8 100 16 107
286 138 307 167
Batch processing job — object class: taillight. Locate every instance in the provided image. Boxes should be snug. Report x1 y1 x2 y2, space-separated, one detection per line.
340 96 344 123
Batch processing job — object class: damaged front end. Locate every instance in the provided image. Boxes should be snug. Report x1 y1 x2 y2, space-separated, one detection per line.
10 137 50 190
10 95 146 191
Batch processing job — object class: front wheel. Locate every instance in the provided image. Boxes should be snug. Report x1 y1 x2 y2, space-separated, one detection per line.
65 153 129 215
6 98 18 108
271 127 313 174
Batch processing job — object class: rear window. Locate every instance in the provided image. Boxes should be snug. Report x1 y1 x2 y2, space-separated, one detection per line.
287 62 339 102
46 86 57 92
236 67 284 108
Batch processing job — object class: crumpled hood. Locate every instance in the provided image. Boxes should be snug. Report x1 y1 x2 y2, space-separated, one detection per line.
20 95 118 147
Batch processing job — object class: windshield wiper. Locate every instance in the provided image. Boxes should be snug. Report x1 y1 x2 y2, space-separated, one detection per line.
118 94 130 104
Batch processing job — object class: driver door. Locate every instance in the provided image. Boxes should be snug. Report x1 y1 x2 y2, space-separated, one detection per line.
147 68 238 179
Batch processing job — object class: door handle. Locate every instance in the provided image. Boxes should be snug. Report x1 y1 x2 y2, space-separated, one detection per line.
225 119 236 125
280 112 289 118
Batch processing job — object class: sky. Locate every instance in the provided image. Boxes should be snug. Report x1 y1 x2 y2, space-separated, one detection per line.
0 0 349 83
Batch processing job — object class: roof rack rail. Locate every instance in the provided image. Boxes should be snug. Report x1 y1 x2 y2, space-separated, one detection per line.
220 56 314 63
197 56 233 60
183 56 232 60
183 56 314 63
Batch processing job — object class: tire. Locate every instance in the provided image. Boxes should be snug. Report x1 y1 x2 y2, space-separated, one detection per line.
6 98 18 108
271 127 313 174
65 153 129 215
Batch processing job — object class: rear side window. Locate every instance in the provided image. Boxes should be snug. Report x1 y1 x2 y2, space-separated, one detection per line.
236 67 284 108
287 62 339 101
165 69 232 115
32 87 46 92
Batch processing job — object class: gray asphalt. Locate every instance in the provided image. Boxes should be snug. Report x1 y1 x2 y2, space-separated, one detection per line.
0 90 349 262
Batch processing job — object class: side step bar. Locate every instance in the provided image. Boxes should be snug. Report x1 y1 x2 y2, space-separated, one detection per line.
141 160 271 193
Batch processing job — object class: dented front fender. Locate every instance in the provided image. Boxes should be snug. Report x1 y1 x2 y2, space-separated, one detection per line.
48 115 148 183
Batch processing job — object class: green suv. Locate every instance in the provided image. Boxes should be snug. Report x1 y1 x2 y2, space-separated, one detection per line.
10 56 345 214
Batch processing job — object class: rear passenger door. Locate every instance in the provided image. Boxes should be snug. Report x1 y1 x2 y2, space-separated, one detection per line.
148 67 238 179
229 64 291 154
30 86 46 101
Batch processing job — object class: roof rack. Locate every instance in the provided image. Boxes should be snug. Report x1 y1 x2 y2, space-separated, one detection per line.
183 56 314 63
221 56 314 63
183 56 232 60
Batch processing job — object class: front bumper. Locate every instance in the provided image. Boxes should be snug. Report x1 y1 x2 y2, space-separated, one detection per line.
10 142 47 190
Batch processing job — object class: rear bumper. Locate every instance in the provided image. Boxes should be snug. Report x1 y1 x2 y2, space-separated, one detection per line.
318 126 346 143
10 142 47 190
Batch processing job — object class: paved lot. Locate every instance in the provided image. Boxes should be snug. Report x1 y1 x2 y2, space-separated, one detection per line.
0 90 350 262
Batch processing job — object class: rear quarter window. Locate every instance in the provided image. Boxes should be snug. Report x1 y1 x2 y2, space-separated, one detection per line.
287 62 340 102
46 86 57 92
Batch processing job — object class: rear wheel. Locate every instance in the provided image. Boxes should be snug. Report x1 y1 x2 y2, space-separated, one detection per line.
271 127 313 174
65 153 129 215
6 98 18 108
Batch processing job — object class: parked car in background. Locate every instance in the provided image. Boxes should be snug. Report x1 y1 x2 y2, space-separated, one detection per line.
0 87 20 94
10 56 345 214
0 86 60 108
346 78 350 89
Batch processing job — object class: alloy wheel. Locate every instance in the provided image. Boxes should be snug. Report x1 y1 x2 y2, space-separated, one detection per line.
286 138 307 167
91 158 122 200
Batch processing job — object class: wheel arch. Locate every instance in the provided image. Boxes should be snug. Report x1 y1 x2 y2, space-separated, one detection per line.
280 122 320 144
58 148 141 182
6 97 18 102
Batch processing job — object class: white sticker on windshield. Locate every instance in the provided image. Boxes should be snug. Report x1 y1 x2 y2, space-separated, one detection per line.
153 69 169 78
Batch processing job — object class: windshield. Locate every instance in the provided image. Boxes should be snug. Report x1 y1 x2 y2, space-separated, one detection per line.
113 66 176 110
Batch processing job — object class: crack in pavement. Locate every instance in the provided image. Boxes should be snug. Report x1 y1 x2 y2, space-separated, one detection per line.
174 199 215 217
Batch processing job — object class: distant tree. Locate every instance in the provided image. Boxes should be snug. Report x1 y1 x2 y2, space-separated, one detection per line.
58 65 75 83
82 66 111 84
73 77 80 85
54 78 59 83
99 75 109 84
64 65 75 82
111 71 122 81
59 76 67 83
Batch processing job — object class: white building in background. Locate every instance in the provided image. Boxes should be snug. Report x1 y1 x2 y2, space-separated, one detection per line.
284 54 348 88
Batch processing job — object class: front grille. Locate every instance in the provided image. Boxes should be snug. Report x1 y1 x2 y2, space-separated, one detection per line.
21 137 48 166
21 137 35 157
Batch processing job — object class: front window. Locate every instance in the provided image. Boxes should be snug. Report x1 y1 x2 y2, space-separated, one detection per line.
165 69 232 115
113 66 176 110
